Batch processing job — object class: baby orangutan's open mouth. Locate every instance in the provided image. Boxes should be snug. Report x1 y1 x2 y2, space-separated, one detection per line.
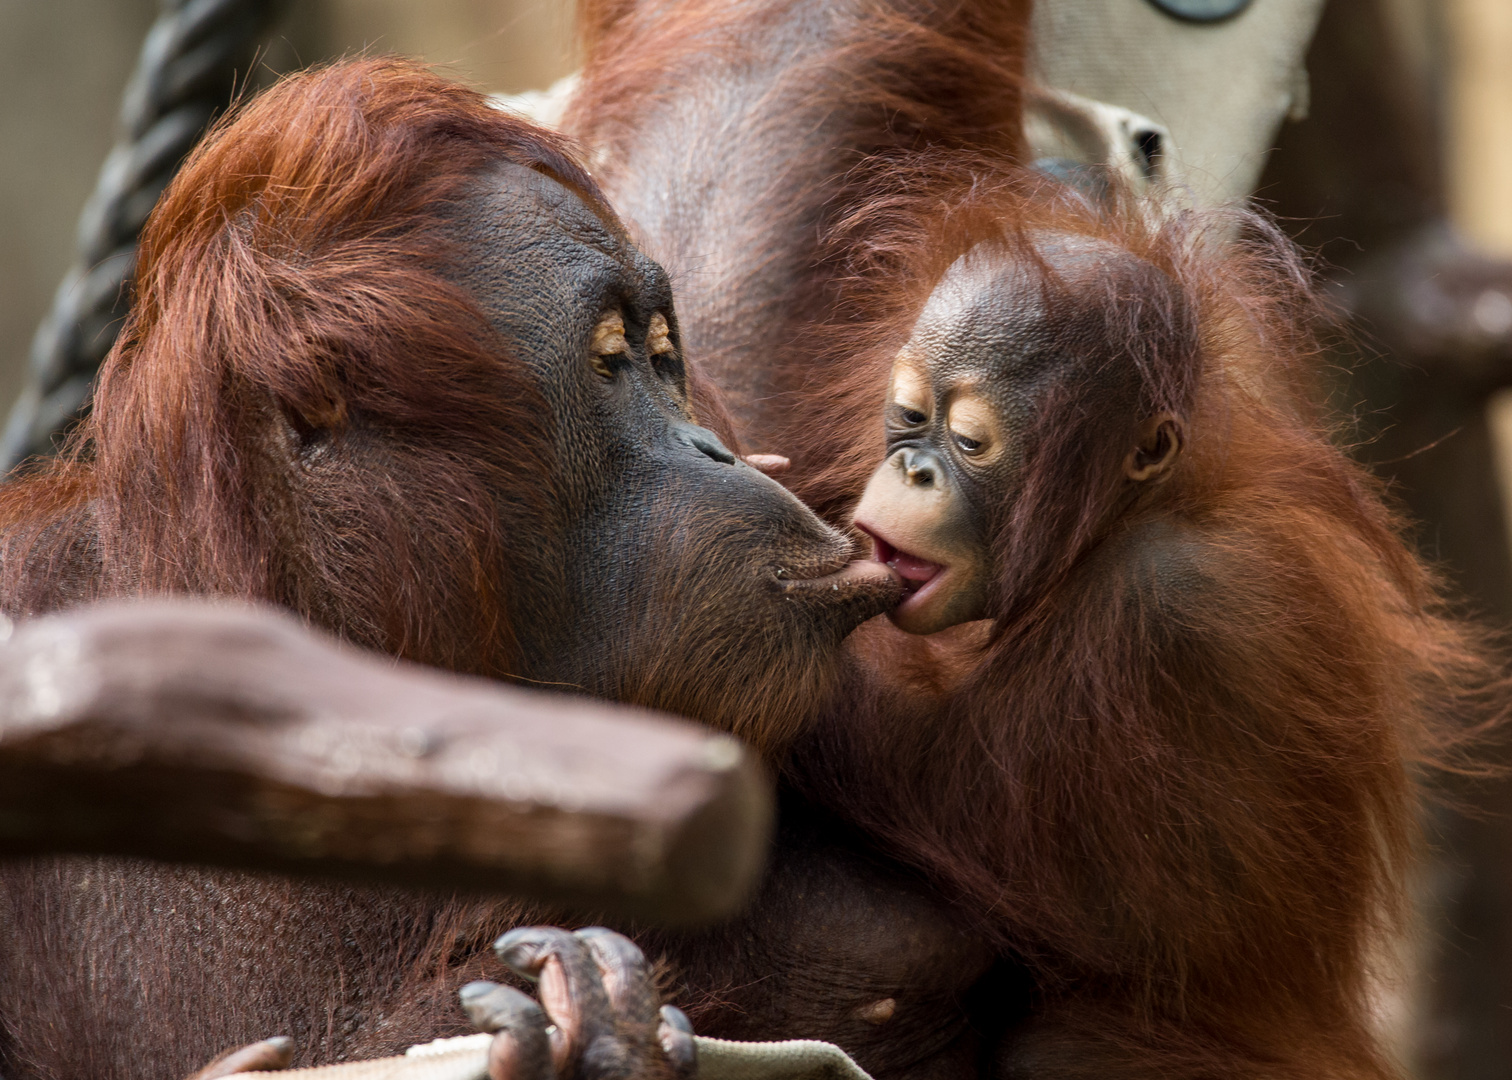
868 534 943 597
854 523 949 618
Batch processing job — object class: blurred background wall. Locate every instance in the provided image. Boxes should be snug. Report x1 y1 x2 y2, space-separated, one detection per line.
0 0 156 430
1261 2 1512 1074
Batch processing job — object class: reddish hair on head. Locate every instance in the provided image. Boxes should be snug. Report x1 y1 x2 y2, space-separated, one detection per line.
0 57 603 675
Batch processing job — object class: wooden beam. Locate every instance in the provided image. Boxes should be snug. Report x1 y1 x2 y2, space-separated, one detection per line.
0 600 772 925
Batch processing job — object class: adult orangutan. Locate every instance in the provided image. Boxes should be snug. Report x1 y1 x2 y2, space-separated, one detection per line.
0 55 895 743
559 3 1506 1079
0 58 932 1080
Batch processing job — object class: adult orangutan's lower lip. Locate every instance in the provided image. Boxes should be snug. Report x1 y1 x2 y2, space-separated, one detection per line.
779 558 902 608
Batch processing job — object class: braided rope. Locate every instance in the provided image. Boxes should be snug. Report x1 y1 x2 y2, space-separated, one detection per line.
3 0 286 472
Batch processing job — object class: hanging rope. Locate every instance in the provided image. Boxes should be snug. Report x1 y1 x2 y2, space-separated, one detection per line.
2 0 286 473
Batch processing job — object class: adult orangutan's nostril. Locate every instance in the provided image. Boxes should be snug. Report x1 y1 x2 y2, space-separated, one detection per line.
696 434 736 464
674 421 737 465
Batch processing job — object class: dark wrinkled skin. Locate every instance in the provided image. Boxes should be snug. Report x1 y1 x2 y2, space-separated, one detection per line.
854 239 1169 635
882 239 1153 496
446 164 897 724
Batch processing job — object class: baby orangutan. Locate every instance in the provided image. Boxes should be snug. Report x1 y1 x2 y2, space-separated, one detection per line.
853 234 1184 636
775 188 1507 1080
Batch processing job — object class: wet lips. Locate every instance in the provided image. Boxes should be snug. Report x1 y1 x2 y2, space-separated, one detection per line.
867 533 943 599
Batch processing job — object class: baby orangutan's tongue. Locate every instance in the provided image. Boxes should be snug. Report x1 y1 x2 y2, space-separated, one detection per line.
870 535 943 597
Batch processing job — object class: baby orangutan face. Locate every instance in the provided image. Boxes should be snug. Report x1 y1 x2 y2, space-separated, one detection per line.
852 342 1000 635
853 238 1184 635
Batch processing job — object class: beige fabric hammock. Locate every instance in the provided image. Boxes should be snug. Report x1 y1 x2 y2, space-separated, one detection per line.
1030 0 1326 204
273 1033 873 1080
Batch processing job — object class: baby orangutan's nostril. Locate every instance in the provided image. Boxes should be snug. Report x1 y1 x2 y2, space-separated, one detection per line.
673 421 737 465
900 449 935 488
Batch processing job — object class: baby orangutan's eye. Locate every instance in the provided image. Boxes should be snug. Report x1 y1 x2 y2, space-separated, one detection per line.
954 432 983 455
898 407 927 427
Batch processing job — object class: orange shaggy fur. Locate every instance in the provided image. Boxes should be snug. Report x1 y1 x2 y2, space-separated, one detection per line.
788 180 1505 1079
564 0 1507 1072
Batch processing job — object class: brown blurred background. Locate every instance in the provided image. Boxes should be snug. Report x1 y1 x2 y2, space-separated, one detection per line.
2 1 1511 1077
1260 2 1512 1076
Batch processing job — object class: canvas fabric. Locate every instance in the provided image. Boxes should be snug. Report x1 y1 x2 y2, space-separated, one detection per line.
273 1033 875 1080
1031 0 1327 203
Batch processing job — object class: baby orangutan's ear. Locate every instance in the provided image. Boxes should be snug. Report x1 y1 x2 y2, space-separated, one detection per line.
276 351 348 444
1124 413 1184 483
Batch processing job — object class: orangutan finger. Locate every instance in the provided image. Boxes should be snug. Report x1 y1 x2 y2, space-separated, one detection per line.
743 454 791 476
495 926 614 1074
658 1005 697 1080
459 981 553 1080
575 926 658 1026
187 1036 294 1078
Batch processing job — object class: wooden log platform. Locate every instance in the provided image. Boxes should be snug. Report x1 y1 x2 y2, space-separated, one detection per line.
0 600 772 925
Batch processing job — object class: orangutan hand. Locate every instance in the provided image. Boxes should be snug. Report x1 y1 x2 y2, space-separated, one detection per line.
462 926 696 1080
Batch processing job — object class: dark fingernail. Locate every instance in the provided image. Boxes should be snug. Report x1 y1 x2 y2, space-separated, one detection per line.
460 982 546 1033
577 926 647 966
261 1037 295 1068
494 927 551 974
658 1006 697 1079
659 1005 693 1036
460 980 499 1003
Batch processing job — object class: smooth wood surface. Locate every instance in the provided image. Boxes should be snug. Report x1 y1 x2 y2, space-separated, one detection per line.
0 600 772 925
